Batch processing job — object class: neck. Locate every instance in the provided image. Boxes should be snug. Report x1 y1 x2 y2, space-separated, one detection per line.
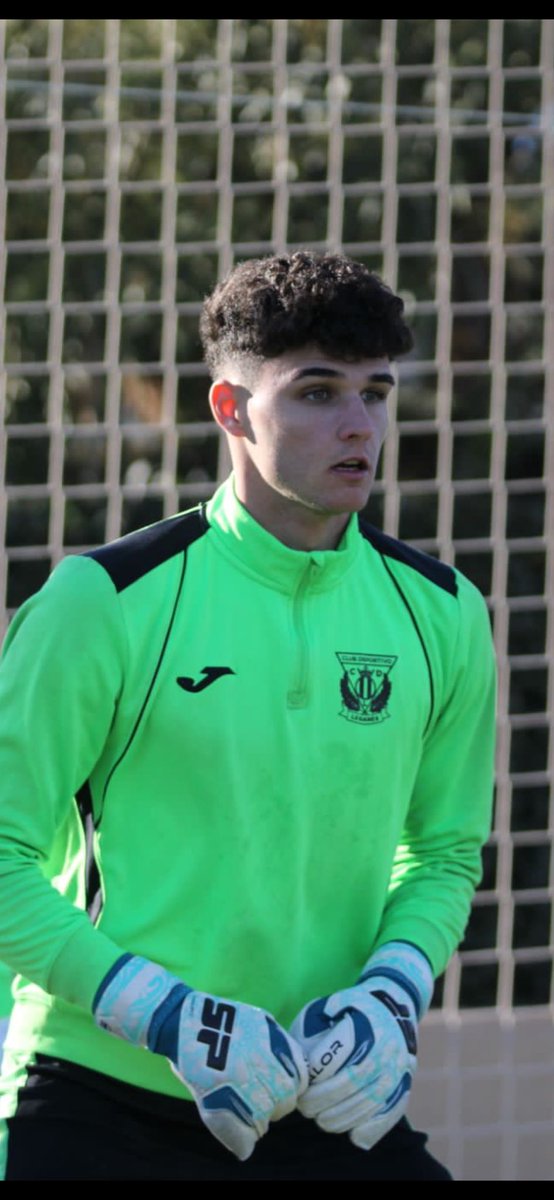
233 477 350 551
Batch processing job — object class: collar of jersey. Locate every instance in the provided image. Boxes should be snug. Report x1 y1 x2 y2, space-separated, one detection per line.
205 475 361 594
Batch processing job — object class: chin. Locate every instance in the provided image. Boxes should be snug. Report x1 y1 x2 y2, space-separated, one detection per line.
311 495 371 518
323 488 372 515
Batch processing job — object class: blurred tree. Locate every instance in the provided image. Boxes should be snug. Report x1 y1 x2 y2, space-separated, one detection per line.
2 19 546 569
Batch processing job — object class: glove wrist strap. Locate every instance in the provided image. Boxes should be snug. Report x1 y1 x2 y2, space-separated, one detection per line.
359 940 434 1018
93 953 192 1049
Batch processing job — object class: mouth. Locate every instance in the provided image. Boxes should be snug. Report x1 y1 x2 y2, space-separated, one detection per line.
331 456 370 476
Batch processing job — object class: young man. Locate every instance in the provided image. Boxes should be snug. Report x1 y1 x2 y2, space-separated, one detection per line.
0 252 495 1180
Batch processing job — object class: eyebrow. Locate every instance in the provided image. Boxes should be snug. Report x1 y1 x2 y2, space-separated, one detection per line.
290 367 395 388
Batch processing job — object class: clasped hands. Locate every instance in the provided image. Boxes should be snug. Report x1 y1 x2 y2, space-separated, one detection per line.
94 942 432 1161
290 941 433 1153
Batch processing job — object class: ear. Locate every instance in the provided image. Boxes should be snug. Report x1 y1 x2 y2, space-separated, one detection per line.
209 380 248 438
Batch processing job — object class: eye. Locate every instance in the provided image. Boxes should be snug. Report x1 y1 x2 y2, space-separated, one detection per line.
302 386 332 403
362 388 387 404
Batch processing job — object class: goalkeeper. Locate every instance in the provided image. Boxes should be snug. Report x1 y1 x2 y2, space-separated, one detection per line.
0 252 495 1180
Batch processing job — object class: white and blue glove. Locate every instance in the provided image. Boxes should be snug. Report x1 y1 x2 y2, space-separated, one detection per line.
290 941 433 1151
93 954 308 1161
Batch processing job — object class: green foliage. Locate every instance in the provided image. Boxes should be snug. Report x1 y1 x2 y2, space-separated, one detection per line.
62 20 106 59
6 19 49 58
2 20 550 751
341 20 382 65
450 21 488 66
395 20 435 65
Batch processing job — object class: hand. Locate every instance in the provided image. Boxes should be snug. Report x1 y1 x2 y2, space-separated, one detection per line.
94 954 308 1160
290 942 433 1152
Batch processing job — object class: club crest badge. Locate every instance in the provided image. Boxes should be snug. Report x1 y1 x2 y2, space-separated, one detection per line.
336 652 397 725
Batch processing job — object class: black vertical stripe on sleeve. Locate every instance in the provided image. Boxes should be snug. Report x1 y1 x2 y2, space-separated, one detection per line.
75 781 103 923
100 546 189 804
380 555 436 736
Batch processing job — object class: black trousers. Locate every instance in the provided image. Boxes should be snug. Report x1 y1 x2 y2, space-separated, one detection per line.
5 1056 452 1181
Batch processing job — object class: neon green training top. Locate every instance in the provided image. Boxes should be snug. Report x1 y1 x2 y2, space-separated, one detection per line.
0 965 12 1024
0 477 496 1098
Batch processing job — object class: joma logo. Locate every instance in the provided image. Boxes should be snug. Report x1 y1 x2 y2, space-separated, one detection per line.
197 998 236 1071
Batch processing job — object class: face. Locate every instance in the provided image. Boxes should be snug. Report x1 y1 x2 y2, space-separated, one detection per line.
210 347 394 549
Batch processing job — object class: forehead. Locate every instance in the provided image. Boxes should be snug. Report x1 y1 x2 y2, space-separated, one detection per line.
253 346 393 390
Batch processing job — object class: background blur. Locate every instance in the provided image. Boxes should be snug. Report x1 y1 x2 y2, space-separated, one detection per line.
0 19 552 1179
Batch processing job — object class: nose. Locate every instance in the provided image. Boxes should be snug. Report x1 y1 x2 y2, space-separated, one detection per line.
338 391 379 441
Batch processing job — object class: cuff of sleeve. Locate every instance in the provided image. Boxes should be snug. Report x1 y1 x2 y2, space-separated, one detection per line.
47 921 126 1011
371 914 455 978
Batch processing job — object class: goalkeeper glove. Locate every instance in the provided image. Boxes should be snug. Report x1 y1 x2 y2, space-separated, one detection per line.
290 941 433 1151
93 954 308 1161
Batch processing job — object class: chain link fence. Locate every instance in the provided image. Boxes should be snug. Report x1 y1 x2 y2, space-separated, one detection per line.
1 19 553 1178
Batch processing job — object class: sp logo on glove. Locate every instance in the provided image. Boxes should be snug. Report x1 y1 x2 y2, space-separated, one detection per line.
94 954 308 1161
197 998 236 1070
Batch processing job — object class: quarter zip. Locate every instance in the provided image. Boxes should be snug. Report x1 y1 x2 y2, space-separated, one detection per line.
287 559 320 709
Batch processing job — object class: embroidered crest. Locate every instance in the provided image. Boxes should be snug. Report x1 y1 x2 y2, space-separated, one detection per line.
336 652 397 725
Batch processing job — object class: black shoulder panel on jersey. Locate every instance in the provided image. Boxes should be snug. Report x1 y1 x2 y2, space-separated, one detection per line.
358 519 458 597
83 506 209 593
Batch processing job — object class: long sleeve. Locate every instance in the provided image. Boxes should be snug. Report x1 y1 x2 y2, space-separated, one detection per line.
0 555 128 1010
372 572 497 976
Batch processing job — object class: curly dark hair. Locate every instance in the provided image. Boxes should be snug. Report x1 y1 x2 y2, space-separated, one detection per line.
199 250 413 378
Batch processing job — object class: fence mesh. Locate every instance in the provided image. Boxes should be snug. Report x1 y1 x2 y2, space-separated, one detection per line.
1 18 553 1178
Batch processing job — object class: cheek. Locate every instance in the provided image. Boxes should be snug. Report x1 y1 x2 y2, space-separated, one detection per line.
376 409 389 443
251 427 296 481
267 418 310 456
